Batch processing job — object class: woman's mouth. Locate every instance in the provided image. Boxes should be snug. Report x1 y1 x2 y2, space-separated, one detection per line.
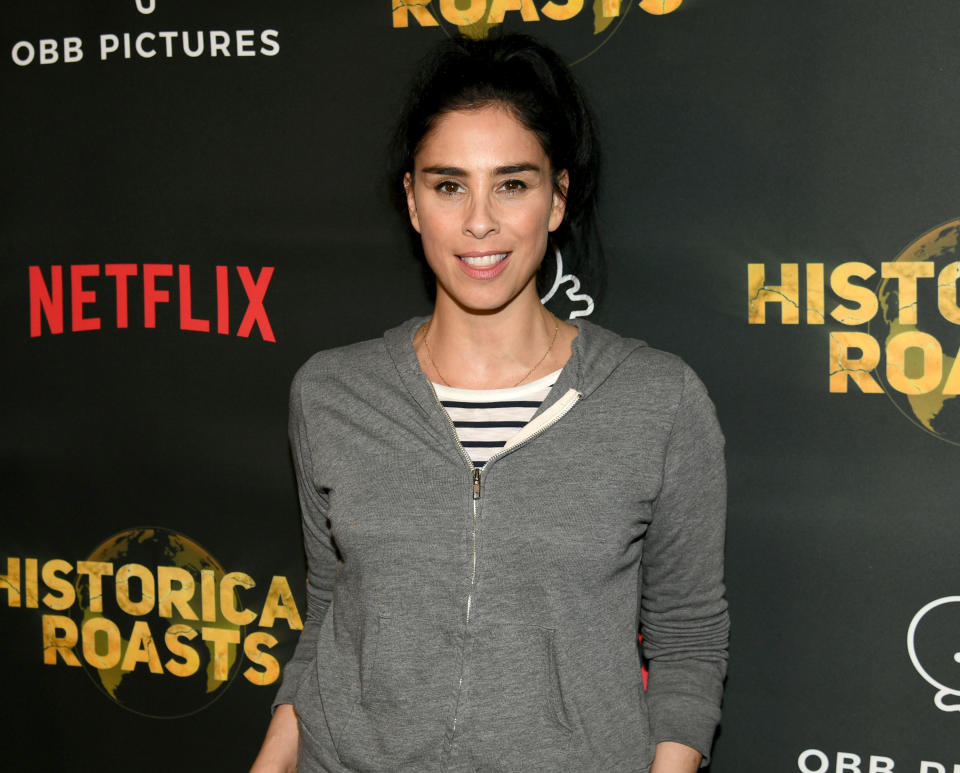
459 252 509 267
457 251 511 279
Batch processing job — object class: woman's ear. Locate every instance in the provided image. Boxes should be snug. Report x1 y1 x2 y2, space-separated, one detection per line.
548 169 569 233
403 172 421 233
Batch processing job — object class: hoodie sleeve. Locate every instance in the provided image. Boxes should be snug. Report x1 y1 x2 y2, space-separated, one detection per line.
271 366 339 711
640 363 729 766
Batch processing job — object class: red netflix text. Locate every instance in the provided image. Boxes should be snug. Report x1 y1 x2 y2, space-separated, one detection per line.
28 264 275 342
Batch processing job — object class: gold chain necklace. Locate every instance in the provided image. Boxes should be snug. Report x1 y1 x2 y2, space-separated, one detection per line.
422 317 560 388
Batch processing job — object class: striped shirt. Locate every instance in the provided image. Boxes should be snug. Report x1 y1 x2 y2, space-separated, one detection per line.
433 369 561 467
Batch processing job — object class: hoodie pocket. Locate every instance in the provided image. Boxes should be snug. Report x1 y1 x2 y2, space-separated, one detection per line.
461 622 576 767
335 613 459 771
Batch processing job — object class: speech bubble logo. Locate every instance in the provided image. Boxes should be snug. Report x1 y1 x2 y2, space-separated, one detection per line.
540 246 595 320
906 595 960 712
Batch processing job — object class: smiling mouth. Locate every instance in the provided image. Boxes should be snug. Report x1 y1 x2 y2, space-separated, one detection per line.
458 252 509 267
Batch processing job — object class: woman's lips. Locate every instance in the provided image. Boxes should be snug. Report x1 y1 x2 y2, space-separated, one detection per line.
457 251 510 279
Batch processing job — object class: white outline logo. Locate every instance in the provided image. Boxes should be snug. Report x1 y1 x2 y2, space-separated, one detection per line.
540 246 595 320
906 595 960 712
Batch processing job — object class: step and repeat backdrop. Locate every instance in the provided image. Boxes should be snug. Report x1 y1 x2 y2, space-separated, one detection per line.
3 1 958 770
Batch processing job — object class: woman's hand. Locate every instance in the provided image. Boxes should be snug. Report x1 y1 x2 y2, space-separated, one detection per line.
649 740 703 773
249 703 299 773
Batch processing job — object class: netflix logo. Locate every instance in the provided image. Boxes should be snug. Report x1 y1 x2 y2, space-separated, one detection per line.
28 264 275 342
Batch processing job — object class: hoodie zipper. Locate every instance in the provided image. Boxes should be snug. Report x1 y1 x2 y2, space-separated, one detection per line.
428 383 482 625
431 384 582 739
431 386 582 623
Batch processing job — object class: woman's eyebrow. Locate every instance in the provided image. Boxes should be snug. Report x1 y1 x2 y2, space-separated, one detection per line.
419 163 542 176
420 165 467 176
496 163 540 175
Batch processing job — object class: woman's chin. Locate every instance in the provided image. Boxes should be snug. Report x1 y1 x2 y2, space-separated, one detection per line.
438 284 539 317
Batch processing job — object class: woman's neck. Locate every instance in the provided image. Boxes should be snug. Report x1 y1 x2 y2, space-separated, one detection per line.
415 289 576 389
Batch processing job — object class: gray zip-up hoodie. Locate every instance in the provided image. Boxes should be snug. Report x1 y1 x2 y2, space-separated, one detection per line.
274 317 728 772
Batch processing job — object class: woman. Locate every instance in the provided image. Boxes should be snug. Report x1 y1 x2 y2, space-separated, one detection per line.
252 34 728 773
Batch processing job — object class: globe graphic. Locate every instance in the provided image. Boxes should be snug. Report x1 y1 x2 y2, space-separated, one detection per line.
72 527 244 718
871 219 960 445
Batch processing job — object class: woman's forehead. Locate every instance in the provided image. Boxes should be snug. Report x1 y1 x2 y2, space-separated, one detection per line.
416 105 549 170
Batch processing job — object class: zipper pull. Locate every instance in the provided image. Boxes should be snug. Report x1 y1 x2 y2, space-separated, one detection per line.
472 468 481 500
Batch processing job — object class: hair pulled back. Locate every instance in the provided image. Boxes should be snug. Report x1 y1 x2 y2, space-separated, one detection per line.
389 33 602 291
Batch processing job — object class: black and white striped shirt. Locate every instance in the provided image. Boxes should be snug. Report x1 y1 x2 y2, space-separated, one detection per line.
433 369 561 467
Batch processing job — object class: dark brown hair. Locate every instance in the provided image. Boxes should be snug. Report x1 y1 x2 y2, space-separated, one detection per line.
388 33 603 295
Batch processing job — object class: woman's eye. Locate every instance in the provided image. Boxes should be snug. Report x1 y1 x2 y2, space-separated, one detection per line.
501 179 527 193
436 181 462 195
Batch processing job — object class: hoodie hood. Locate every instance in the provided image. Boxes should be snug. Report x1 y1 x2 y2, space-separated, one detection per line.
383 315 648 427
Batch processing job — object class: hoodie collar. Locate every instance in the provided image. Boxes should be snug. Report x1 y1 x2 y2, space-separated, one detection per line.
383 315 647 429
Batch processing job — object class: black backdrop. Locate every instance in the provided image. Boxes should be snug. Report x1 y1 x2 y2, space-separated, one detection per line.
3 2 959 770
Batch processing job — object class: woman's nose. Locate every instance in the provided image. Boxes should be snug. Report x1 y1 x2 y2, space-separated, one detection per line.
463 195 498 238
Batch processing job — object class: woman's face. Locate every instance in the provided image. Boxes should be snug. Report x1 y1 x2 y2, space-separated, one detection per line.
404 104 567 314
